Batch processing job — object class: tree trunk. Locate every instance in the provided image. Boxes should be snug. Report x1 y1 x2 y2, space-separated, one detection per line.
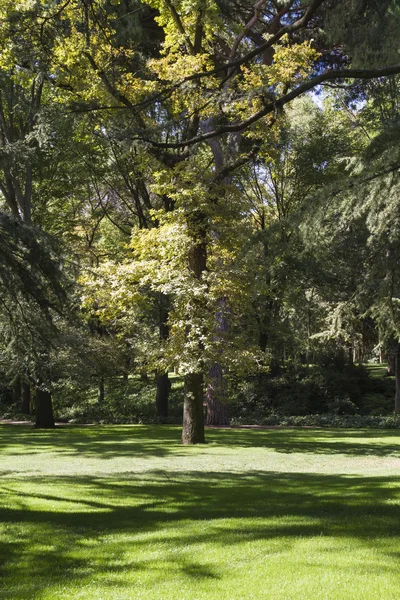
206 363 229 425
156 373 170 417
21 382 31 415
98 377 105 405
181 210 207 444
348 346 354 365
155 293 170 417
205 296 230 425
35 387 55 428
388 351 395 376
12 376 21 406
182 372 205 444
395 344 400 414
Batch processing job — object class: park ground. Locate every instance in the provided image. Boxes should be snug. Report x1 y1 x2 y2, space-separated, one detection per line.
1 425 400 599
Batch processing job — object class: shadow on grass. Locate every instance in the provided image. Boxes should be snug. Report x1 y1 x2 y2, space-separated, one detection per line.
1 469 400 597
1 425 400 460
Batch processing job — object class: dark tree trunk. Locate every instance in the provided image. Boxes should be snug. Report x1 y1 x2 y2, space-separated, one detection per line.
258 331 268 353
206 363 229 425
348 346 354 365
13 376 21 406
205 297 230 425
181 210 207 444
388 352 395 376
156 373 170 417
98 377 105 405
35 387 55 428
155 293 170 417
395 344 400 414
182 372 205 444
21 382 31 415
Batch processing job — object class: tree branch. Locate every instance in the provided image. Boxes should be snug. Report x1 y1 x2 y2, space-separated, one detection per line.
140 65 400 149
164 0 195 55
228 0 267 65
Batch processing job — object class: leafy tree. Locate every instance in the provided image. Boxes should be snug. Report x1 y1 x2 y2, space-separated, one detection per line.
1 0 400 439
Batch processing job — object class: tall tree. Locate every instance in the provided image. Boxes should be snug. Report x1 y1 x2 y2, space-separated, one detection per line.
2 0 400 439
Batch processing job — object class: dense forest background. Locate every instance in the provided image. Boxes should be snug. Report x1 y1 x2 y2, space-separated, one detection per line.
1 0 400 442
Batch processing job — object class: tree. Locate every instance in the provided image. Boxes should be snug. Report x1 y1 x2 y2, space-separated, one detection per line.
0 212 66 426
2 0 400 439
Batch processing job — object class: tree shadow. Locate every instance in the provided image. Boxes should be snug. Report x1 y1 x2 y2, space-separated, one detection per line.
1 424 400 459
206 427 400 456
1 469 400 597
0 424 184 460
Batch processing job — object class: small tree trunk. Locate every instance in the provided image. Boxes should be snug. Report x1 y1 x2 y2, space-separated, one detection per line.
12 376 21 406
35 387 55 428
395 344 400 414
21 382 31 415
182 372 205 444
181 210 207 444
348 346 354 365
206 363 229 425
155 293 170 417
156 373 170 417
206 296 230 425
98 377 105 405
388 352 395 376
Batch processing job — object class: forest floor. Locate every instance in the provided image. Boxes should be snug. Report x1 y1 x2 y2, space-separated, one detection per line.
0 425 400 599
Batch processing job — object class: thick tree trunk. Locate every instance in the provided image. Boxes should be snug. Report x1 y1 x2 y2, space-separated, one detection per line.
35 387 55 428
21 382 31 415
182 372 205 444
156 373 170 417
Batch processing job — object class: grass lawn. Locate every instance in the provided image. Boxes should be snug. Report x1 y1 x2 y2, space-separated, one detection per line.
1 425 400 599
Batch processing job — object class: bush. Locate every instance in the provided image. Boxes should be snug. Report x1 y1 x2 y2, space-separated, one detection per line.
228 363 372 418
53 376 184 424
229 413 400 429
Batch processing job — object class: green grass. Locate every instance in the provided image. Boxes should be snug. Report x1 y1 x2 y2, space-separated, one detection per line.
1 425 400 599
365 364 392 379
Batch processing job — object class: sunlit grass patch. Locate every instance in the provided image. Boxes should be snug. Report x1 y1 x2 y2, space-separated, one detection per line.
1 425 400 599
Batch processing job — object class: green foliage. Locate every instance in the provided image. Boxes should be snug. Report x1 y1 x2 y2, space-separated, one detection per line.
326 0 400 68
227 355 396 421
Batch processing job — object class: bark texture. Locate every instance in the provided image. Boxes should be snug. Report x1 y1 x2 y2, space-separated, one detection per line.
206 363 229 425
182 372 205 444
